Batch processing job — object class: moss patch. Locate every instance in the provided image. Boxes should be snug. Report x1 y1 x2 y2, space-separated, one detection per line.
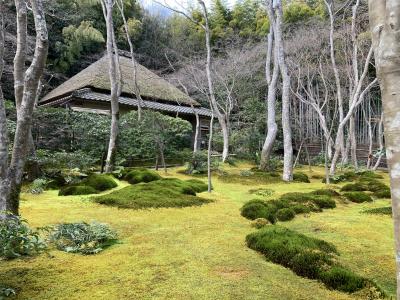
93 178 212 209
363 207 392 215
124 169 162 184
58 185 98 196
343 192 373 203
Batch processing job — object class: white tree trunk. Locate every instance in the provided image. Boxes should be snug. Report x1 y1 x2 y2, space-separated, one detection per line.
207 113 214 193
368 1 400 297
260 18 279 170
0 0 48 217
101 0 122 173
274 0 293 181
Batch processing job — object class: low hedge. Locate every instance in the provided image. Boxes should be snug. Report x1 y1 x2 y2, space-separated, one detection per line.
343 192 373 203
246 226 383 294
59 185 98 196
93 178 212 209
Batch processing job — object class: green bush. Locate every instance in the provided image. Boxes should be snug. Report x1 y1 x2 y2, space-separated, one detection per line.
276 208 296 221
373 188 391 199
27 178 48 194
50 222 117 255
58 185 98 196
93 178 212 209
343 192 373 203
0 216 47 259
320 267 366 293
83 174 118 191
311 189 340 197
240 200 277 224
293 172 310 183
340 182 367 192
185 151 219 174
246 226 379 293
124 169 161 184
363 207 392 215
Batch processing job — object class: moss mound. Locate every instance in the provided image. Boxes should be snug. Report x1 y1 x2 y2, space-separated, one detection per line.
82 174 118 191
340 182 368 192
276 208 296 221
59 185 98 196
124 169 161 184
184 179 208 193
373 188 391 199
240 200 277 224
219 169 282 185
343 192 373 203
246 226 380 293
363 207 392 215
311 189 340 197
293 172 310 183
279 192 336 210
93 178 212 209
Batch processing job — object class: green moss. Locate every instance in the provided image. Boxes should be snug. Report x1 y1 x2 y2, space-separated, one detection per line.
363 207 392 215
310 189 340 197
279 193 335 210
184 179 208 193
343 192 373 203
340 182 367 192
276 208 296 221
365 179 390 193
124 169 161 184
93 178 212 209
82 174 118 191
373 188 391 199
218 170 282 185
293 172 310 183
246 226 379 293
240 200 277 224
58 186 98 196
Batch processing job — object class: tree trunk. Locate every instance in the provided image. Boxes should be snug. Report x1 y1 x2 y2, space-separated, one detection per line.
260 22 279 171
0 0 48 218
198 0 229 163
368 1 400 297
207 113 214 193
274 0 293 181
349 116 358 169
102 0 122 173
373 113 384 170
193 111 200 152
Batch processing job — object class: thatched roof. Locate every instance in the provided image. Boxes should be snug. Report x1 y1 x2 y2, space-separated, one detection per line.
40 55 199 106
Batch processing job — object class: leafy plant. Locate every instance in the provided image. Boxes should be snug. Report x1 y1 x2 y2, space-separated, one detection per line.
27 178 49 194
185 151 219 175
49 222 118 255
0 215 47 260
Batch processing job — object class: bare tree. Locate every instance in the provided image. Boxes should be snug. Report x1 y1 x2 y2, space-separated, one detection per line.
100 0 122 173
369 1 400 297
0 0 48 218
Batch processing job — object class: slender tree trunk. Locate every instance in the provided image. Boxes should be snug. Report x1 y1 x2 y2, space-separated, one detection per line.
207 113 214 193
0 0 48 218
373 112 384 170
101 0 122 173
260 20 279 170
349 116 358 169
369 2 400 297
198 0 229 163
274 0 293 181
193 111 200 152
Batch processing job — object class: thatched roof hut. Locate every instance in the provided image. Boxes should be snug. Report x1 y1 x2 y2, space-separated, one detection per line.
39 54 211 149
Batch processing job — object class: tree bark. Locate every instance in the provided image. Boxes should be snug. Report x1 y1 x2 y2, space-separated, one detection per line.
274 0 293 181
198 0 229 163
260 15 279 171
368 1 400 297
101 0 122 173
0 0 48 217
207 113 214 193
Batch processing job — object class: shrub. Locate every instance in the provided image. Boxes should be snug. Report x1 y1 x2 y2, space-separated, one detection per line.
27 178 48 194
83 174 117 191
373 188 391 199
363 207 392 215
49 222 118 255
343 192 373 203
311 189 340 197
124 169 161 184
93 178 213 209
185 151 219 174
246 226 378 293
293 172 310 183
320 267 366 293
251 218 270 229
58 185 98 196
240 200 277 224
340 182 367 192
276 208 296 221
0 216 47 259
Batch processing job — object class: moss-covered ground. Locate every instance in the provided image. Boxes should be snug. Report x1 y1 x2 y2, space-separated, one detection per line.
0 164 395 299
